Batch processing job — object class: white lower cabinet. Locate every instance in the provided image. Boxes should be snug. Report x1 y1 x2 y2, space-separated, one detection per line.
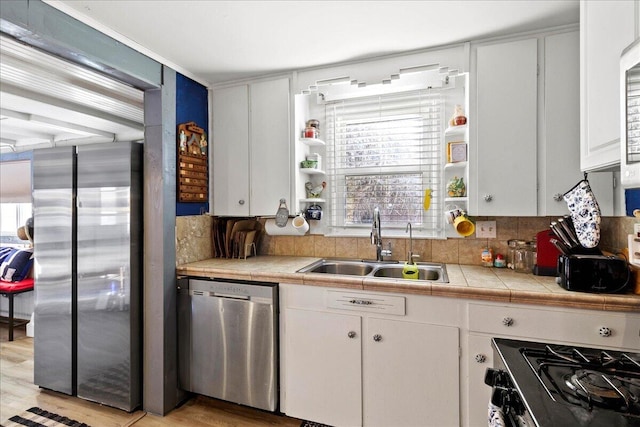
284 308 362 427
281 286 460 427
466 333 494 427
282 286 640 427
363 317 459 427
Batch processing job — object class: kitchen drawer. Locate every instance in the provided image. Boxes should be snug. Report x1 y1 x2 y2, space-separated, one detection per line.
468 303 640 349
326 290 405 315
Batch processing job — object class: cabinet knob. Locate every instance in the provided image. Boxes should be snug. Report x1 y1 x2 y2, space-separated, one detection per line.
475 354 487 363
502 317 514 327
483 194 493 202
238 199 245 205
373 334 382 342
598 326 612 337
348 331 357 339
553 193 564 202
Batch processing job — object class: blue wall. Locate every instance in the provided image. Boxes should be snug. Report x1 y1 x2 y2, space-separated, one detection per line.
176 73 209 216
625 188 640 217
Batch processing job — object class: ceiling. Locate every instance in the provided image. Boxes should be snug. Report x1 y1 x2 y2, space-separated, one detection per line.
0 35 145 154
48 0 580 86
0 1 580 154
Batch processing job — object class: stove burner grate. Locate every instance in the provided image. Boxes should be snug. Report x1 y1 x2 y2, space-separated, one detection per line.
564 369 634 411
520 344 640 416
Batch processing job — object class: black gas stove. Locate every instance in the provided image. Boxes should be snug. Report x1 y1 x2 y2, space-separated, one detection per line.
487 338 640 427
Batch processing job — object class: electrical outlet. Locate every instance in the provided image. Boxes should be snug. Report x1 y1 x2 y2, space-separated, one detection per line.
629 234 640 266
476 221 497 238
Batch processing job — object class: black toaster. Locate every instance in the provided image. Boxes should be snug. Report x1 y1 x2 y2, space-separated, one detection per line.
557 254 631 293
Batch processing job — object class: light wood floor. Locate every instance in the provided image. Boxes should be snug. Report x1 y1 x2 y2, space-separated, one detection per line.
0 324 302 427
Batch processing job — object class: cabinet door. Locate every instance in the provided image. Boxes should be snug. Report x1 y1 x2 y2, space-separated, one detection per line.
363 318 459 427
249 78 291 216
284 308 362 427
473 38 538 215
466 334 494 427
212 85 250 216
542 31 614 216
580 0 637 171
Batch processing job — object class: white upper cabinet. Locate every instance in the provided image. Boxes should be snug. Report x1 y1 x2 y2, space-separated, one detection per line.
472 38 538 216
249 78 291 215
212 85 250 216
542 31 613 216
472 30 614 217
212 77 291 216
580 0 637 172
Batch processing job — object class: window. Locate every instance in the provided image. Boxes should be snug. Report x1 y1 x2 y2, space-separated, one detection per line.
0 202 32 245
325 89 444 236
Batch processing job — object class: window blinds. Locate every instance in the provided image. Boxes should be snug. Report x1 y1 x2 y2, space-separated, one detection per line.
627 67 640 163
324 89 444 234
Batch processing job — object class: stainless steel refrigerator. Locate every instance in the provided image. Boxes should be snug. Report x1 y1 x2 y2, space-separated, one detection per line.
32 142 142 412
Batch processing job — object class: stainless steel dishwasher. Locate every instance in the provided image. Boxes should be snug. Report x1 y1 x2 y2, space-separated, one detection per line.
177 277 278 412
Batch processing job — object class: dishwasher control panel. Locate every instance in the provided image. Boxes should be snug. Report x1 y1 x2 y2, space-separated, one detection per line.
180 277 276 301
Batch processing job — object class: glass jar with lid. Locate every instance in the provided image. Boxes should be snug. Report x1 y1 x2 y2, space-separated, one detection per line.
514 241 535 273
507 239 519 269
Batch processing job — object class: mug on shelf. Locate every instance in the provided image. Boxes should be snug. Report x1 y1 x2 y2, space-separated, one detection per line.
444 205 475 237
444 206 464 224
453 215 475 237
292 214 309 234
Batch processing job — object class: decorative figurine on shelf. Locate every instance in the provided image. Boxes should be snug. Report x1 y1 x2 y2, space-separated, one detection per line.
447 176 466 198
199 132 207 155
305 181 326 198
449 104 467 127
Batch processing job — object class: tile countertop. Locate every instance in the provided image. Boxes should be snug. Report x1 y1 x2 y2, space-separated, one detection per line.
176 256 640 313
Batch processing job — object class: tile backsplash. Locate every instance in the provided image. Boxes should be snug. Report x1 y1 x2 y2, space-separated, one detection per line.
176 215 638 266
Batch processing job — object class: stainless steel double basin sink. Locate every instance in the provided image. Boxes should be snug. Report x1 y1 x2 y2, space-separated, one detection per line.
297 259 448 283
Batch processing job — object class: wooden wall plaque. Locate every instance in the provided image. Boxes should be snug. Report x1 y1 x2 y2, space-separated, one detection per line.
177 121 208 202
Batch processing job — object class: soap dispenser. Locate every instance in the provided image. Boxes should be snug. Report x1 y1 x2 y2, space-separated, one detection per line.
402 252 419 280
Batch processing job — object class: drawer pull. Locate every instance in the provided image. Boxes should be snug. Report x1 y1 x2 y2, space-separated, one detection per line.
502 317 514 327
598 327 612 337
475 354 487 363
348 331 357 339
349 299 373 305
373 334 382 342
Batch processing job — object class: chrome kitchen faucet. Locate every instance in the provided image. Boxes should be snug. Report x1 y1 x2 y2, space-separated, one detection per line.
371 207 392 261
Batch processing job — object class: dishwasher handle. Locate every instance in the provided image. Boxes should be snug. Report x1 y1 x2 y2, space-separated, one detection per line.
190 290 250 300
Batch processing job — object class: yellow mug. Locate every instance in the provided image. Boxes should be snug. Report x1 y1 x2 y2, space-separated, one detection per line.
453 215 475 237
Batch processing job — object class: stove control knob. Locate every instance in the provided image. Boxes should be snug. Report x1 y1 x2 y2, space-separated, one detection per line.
484 368 510 387
598 326 612 337
475 354 487 363
502 317 514 327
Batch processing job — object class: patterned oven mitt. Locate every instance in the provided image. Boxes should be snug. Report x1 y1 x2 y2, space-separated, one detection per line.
563 179 601 248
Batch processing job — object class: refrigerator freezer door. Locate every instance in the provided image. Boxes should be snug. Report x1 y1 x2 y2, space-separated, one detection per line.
76 142 142 411
33 147 76 395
